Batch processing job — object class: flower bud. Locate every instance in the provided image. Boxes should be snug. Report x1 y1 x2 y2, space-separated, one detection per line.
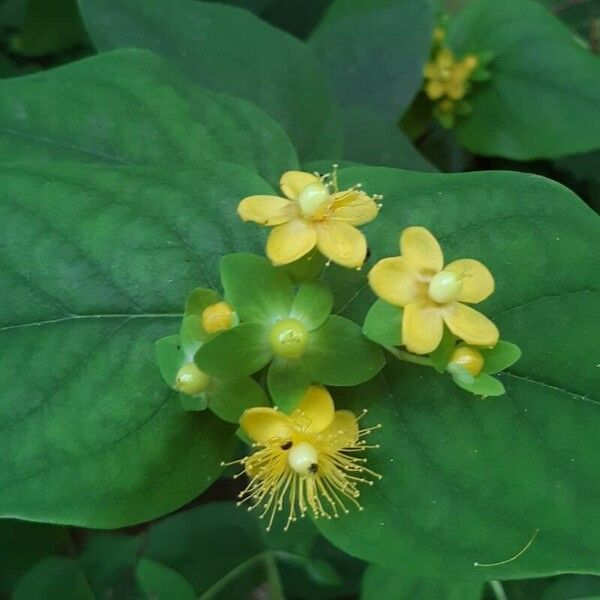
269 318 309 359
202 301 234 334
449 346 484 377
175 363 211 395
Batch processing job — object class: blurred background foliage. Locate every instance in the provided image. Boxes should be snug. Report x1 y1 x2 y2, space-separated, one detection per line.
0 0 599 598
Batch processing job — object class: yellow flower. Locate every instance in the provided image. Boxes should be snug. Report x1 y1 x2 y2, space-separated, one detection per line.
228 385 381 530
238 169 381 269
368 226 499 355
423 48 479 102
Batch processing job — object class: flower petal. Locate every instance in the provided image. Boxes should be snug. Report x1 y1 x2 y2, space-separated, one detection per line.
238 195 297 226
402 302 444 354
368 256 423 306
266 219 317 266
318 410 359 451
443 302 499 347
330 190 379 226
445 258 495 303
425 80 445 100
400 226 444 273
291 385 335 434
280 171 320 200
315 221 367 268
240 407 293 445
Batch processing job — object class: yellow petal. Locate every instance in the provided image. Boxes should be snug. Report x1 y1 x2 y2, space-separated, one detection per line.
315 221 367 268
400 226 444 273
443 302 499 347
437 48 455 69
368 256 424 306
266 219 317 266
445 258 495 303
318 410 359 451
446 79 467 100
402 302 444 354
240 407 293 445
330 190 379 226
423 62 437 79
425 80 445 100
238 195 297 226
280 171 320 200
291 385 335 434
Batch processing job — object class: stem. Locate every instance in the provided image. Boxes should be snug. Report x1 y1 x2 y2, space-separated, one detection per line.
489 580 508 600
263 552 285 600
199 553 265 599
385 345 434 367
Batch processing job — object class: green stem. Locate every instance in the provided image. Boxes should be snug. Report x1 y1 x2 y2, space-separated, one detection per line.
385 345 434 367
489 580 508 600
263 552 285 600
199 553 266 599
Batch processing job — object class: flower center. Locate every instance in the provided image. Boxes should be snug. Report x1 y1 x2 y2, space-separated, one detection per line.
287 441 319 476
174 363 212 395
428 270 463 304
449 346 484 376
297 182 330 218
269 318 309 359
202 301 234 334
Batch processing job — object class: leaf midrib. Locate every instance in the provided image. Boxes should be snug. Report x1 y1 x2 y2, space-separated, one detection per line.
0 313 182 332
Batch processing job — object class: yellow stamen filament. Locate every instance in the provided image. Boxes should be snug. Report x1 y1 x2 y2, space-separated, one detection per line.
224 417 382 531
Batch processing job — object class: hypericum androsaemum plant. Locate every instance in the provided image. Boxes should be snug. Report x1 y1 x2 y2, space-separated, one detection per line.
155 167 519 529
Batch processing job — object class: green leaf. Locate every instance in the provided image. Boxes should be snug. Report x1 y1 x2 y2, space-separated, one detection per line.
363 299 403 347
0 49 297 186
267 357 311 413
290 280 334 331
17 0 87 57
361 564 484 600
429 328 458 373
281 249 328 284
448 0 600 159
196 323 272 378
209 377 269 423
180 393 209 412
453 371 505 397
143 502 268 597
221 254 294 324
13 557 94 600
0 521 71 595
179 315 203 358
339 106 435 171
304 315 385 386
78 0 341 162
310 0 434 119
481 340 523 374
315 166 600 580
155 335 184 388
77 532 143 598
184 288 220 320
0 161 273 527
136 558 196 600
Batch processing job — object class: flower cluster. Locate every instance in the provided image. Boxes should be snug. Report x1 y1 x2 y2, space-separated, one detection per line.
423 27 493 128
155 168 520 529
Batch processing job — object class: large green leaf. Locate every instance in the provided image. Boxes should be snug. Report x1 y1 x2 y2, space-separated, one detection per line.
0 520 71 594
316 166 600 580
361 564 484 600
0 161 276 527
448 0 600 159
143 501 363 599
0 48 297 186
78 0 341 162
310 0 434 119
